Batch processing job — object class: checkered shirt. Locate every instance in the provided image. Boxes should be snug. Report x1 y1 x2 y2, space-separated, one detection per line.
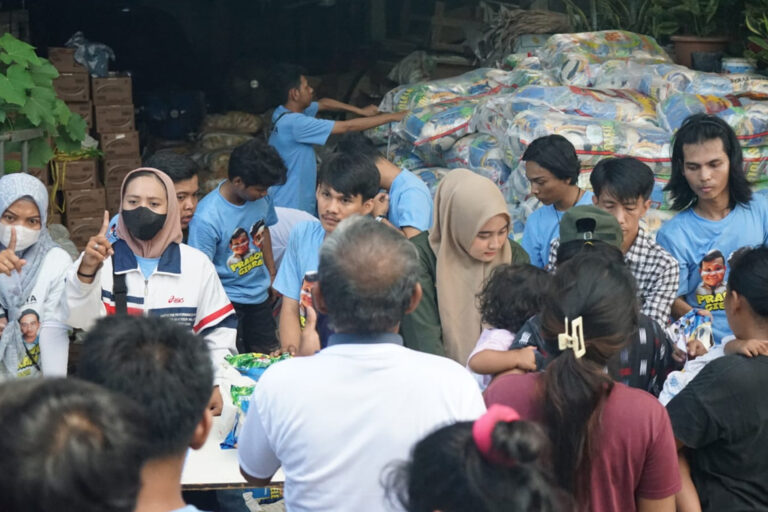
546 227 679 327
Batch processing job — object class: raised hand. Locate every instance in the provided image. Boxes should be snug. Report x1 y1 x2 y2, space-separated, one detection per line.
77 210 114 281
0 227 27 276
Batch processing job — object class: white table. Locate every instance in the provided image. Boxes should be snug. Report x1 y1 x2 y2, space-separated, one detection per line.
181 408 285 490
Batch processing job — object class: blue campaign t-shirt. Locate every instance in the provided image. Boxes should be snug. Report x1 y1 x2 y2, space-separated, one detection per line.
188 182 278 305
521 190 594 268
656 195 768 343
273 219 334 347
389 168 433 231
268 102 334 215
273 220 325 301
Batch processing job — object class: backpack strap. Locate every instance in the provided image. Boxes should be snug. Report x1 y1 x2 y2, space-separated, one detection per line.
113 269 128 316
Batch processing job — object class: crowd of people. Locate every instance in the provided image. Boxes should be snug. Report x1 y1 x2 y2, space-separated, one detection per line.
0 64 766 512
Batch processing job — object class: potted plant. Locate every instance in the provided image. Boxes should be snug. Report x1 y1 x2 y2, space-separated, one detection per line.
745 1 768 69
649 0 743 68
0 33 86 173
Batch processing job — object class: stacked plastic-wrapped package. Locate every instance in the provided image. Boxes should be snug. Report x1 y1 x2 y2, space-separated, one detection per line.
366 29 768 237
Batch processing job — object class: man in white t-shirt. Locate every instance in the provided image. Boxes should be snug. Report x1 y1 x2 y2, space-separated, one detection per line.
238 216 486 512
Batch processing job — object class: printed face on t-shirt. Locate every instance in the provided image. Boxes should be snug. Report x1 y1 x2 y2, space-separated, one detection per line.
230 232 250 256
19 313 39 344
700 258 726 288
316 184 374 233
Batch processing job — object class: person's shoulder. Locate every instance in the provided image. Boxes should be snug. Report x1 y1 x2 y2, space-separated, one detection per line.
746 193 768 210
179 243 217 268
524 204 549 225
291 219 324 239
699 353 768 381
640 229 679 265
609 382 668 416
400 347 480 383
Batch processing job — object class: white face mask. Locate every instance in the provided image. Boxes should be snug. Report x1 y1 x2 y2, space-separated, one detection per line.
0 223 41 252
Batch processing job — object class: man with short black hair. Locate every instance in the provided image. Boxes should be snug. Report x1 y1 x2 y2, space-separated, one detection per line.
0 378 149 512
547 157 679 326
189 139 286 354
335 133 432 238
273 151 380 353
269 64 406 214
238 216 485 512
78 315 214 512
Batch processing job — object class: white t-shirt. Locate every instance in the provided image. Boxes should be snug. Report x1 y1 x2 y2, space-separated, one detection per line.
271 207 316 270
238 339 486 512
0 246 71 377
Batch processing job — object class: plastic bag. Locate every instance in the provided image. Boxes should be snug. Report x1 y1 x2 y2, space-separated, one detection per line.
538 30 670 86
397 99 480 160
378 140 429 169
505 110 672 170
364 122 398 145
387 51 437 85
657 93 768 146
413 167 450 197
443 134 512 185
220 353 292 449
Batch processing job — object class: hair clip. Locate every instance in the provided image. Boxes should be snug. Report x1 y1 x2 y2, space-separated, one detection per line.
558 316 586 359
472 404 520 467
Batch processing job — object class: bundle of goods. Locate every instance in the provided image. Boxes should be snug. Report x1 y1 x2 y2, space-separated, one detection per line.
379 67 555 113
200 111 263 134
377 139 428 170
413 167 450 197
505 110 672 173
537 30 671 86
397 98 480 160
221 352 291 449
443 133 512 187
500 53 542 71
387 51 437 85
591 61 768 101
657 93 768 146
364 122 398 145
472 85 659 140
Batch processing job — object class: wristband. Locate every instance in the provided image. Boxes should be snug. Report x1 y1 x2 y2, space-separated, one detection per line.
77 267 100 278
375 215 385 223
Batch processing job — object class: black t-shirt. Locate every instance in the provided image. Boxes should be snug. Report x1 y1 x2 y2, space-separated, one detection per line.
667 355 768 511
512 314 680 396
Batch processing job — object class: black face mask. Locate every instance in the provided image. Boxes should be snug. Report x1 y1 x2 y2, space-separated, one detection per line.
122 207 167 241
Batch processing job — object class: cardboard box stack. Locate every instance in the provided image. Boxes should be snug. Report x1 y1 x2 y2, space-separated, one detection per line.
93 73 137 221
48 47 139 248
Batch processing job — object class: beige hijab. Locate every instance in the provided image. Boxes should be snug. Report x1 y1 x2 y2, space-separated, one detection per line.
430 169 512 363
116 167 183 259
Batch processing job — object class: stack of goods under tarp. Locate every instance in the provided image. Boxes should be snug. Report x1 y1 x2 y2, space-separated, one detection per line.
190 111 264 193
371 30 768 238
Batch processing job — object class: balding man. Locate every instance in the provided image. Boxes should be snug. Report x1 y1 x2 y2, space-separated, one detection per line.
238 215 485 512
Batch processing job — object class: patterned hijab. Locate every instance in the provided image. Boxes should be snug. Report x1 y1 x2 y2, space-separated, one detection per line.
0 173 58 377
429 169 511 363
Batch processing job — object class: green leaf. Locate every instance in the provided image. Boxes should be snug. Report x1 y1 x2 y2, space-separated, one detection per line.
63 111 87 142
52 98 71 125
0 107 6 123
0 76 26 105
0 33 42 67
19 86 57 127
27 138 54 168
748 35 768 51
55 131 84 153
28 60 59 88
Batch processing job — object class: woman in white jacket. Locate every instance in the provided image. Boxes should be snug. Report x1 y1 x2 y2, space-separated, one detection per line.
0 173 72 378
64 167 237 411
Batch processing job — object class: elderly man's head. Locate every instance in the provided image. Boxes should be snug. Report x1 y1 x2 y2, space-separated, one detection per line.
316 216 422 333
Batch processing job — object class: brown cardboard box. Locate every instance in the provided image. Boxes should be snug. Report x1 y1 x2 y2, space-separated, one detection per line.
91 74 133 105
55 159 99 191
48 210 63 226
100 132 140 159
95 105 135 133
64 188 106 218
24 167 49 185
103 156 142 188
66 101 93 130
53 72 90 102
106 187 122 215
66 215 103 250
47 47 87 73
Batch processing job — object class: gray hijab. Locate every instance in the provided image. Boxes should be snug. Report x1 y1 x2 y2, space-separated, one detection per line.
0 173 58 377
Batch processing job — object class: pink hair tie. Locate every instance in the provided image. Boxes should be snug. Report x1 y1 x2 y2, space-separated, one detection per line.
472 404 520 466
